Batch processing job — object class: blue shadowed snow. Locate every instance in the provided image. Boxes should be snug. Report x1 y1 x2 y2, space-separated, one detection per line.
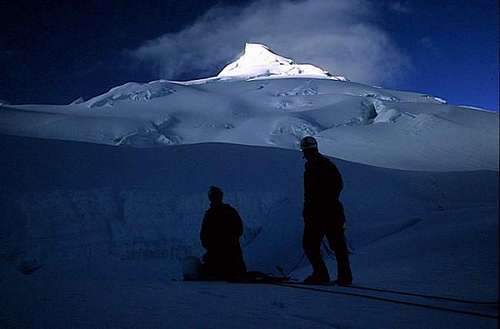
0 135 498 328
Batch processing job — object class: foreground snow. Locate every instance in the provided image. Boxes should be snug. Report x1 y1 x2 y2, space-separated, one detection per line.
2 264 497 329
0 136 497 328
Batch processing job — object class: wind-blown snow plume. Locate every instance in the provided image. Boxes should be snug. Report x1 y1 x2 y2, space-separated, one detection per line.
131 0 408 84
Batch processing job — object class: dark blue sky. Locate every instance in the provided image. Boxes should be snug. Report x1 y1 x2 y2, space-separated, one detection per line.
1 0 498 110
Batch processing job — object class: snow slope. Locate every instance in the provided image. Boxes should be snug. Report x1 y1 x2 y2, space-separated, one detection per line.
0 136 498 328
0 43 497 171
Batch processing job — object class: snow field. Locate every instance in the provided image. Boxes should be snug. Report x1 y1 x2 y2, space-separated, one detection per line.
0 136 497 328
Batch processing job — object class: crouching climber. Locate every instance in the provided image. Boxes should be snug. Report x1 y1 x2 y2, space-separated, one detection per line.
199 186 247 280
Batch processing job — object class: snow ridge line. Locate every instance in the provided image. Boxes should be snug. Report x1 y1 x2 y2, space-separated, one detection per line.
270 282 499 320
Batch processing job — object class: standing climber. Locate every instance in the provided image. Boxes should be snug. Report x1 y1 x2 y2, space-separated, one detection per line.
300 136 353 285
200 186 247 280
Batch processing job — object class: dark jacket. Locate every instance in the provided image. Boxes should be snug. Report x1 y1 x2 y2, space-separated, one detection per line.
303 153 344 222
200 203 244 257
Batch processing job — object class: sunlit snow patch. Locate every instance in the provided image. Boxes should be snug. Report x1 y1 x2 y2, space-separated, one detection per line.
275 80 319 96
115 115 181 146
86 81 176 108
217 43 347 81
274 98 313 111
370 99 402 124
269 117 320 147
363 93 398 102
69 97 85 105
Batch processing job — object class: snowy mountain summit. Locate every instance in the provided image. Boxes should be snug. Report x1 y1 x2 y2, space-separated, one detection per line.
217 43 347 81
0 42 498 171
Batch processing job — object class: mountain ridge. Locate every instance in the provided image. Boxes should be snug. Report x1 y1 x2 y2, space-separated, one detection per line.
0 43 497 172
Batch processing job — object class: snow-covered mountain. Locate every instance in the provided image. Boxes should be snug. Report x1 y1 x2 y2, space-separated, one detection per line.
0 43 497 171
0 43 498 328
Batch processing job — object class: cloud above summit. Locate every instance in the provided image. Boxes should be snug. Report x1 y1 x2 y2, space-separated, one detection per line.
131 0 409 84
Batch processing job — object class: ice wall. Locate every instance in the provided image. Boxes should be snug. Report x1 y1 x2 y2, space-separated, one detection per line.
0 135 497 278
